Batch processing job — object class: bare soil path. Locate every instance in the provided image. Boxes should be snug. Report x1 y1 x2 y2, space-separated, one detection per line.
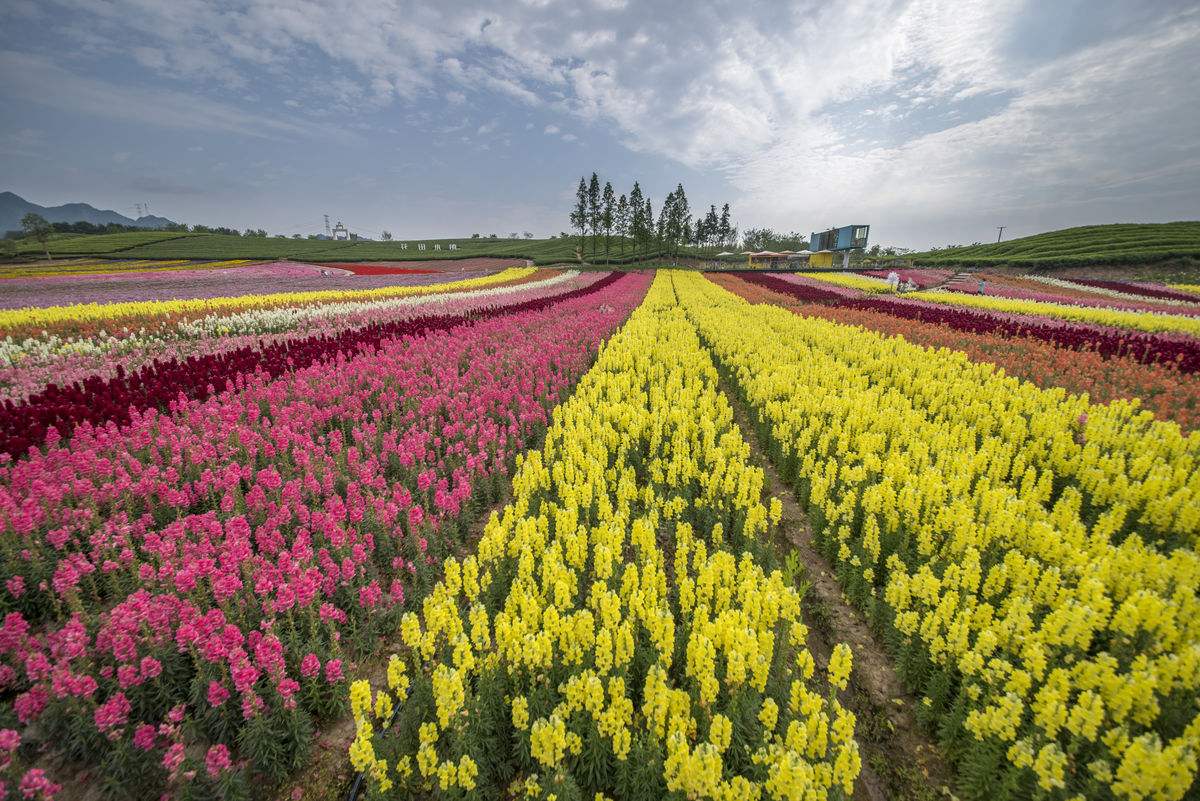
714 369 954 801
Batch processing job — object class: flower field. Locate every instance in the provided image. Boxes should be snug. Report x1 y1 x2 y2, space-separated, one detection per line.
0 260 1198 801
676 272 1200 801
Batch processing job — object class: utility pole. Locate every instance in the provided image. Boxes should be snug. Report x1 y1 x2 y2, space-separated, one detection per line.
996 226 1006 243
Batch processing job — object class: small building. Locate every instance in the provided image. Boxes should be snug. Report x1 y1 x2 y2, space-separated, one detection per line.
809 225 869 269
746 250 789 269
809 250 834 268
331 222 350 241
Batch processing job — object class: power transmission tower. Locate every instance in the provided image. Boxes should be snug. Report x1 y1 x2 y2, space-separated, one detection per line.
324 215 332 238
996 226 1006 243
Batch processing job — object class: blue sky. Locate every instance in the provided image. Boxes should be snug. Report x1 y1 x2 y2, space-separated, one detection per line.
0 0 1197 249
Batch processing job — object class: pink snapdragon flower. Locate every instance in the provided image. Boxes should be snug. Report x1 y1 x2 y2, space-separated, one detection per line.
300 653 320 679
18 768 61 800
205 744 232 779
133 724 157 751
207 680 230 708
93 692 131 735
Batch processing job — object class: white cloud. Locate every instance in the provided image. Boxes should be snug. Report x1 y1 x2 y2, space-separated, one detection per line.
733 10 1200 245
8 0 1199 245
0 51 354 143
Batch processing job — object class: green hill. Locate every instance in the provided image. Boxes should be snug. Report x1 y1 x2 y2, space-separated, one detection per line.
910 222 1200 267
12 230 193 256
5 231 696 265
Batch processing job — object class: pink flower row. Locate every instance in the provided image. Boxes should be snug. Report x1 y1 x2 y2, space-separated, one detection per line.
862 268 951 288
0 272 649 796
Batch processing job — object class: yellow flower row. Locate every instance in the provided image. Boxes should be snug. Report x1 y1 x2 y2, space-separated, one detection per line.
0 258 202 279
348 271 860 800
0 267 534 330
801 272 893 293
1173 284 1200 297
908 288 1200 336
675 271 1200 801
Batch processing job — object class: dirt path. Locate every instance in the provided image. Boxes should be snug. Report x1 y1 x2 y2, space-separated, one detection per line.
714 370 954 801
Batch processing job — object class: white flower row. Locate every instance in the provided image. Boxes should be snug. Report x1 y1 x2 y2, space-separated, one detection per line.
0 271 582 367
1023 275 1200 307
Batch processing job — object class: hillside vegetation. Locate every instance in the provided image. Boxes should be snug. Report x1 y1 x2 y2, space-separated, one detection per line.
11 230 193 255
910 221 1200 267
5 231 700 265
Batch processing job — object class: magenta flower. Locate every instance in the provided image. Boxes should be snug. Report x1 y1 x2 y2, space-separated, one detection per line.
204 744 232 779
323 659 343 684
93 692 131 735
162 742 185 773
133 723 157 751
18 768 61 800
240 691 264 720
206 680 230 708
277 677 300 710
300 653 320 679
139 656 163 680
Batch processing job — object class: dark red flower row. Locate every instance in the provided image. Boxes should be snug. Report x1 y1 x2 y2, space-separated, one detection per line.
734 272 1200 374
0 272 627 460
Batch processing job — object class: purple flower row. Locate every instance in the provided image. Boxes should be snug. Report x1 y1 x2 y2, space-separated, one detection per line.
0 262 491 309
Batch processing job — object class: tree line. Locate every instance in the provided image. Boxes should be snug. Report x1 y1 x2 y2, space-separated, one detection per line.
569 173 738 262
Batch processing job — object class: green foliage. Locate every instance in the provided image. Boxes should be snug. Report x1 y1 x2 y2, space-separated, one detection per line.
27 229 697 264
12 230 194 255
98 740 168 801
237 704 314 784
910 221 1200 267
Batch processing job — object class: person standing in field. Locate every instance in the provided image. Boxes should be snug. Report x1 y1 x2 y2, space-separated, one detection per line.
978 277 986 294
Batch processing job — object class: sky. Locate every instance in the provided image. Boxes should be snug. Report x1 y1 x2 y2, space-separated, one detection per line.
0 0 1197 249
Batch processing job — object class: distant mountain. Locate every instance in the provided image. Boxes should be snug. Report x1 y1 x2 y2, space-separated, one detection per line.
0 191 176 235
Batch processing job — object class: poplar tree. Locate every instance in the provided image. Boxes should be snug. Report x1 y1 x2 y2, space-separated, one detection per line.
615 193 629 259
571 177 588 256
628 182 644 261
601 181 615 262
587 172 601 257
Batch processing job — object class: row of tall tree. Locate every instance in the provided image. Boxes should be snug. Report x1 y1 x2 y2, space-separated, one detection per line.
739 228 810 252
569 173 737 262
